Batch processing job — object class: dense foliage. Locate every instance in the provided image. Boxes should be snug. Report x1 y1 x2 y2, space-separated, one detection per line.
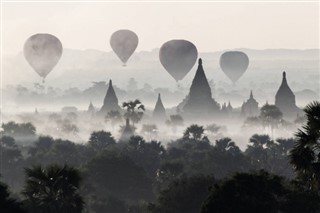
0 101 319 213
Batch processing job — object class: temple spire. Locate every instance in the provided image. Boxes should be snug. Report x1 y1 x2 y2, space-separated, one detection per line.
153 93 166 122
98 79 121 116
250 90 253 99
275 71 300 119
281 71 288 85
181 58 220 117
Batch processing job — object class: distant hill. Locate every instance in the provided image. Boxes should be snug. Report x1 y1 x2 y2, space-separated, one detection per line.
2 48 319 110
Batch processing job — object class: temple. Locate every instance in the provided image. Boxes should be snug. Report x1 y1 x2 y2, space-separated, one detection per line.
179 58 220 120
152 93 166 122
241 90 259 117
98 80 121 116
275 72 301 119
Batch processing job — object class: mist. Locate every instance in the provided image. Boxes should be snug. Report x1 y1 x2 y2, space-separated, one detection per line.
1 2 320 213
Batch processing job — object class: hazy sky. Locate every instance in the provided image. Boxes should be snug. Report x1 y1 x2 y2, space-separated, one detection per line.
2 2 319 55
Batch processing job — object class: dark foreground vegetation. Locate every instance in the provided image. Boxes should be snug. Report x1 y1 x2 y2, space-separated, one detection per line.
0 101 320 213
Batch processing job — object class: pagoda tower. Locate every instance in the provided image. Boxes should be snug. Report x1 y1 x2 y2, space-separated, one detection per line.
241 90 259 117
181 58 220 119
275 71 301 118
98 80 121 116
152 93 166 122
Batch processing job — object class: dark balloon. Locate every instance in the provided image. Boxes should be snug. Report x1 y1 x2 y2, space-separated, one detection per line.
219 51 249 84
159 40 198 82
24 34 63 81
110 29 139 66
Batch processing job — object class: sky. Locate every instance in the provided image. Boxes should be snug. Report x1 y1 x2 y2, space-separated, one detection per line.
2 1 319 55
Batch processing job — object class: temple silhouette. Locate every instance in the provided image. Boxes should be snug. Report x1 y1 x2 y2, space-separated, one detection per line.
98 80 121 116
241 91 259 117
152 93 166 123
275 71 301 119
178 58 220 120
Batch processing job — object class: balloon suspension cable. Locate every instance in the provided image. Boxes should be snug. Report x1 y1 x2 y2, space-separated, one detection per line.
42 78 45 84
176 81 181 88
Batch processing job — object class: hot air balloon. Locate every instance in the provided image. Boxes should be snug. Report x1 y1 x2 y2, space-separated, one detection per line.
219 51 249 84
110 29 139 66
24 33 63 83
159 40 198 82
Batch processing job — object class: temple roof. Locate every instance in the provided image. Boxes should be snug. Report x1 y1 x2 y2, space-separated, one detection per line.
275 72 295 101
275 71 300 118
152 93 166 121
99 80 121 116
246 90 258 105
182 58 220 115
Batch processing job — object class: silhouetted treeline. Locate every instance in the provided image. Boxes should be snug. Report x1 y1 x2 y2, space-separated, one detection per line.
1 101 320 213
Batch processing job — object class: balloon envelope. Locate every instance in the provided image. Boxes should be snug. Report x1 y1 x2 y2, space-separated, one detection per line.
110 29 139 65
219 51 249 83
24 34 63 80
159 40 198 82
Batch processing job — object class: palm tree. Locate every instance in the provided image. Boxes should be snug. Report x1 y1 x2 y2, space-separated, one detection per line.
105 110 122 130
289 101 320 190
22 164 84 213
122 99 145 127
0 179 25 212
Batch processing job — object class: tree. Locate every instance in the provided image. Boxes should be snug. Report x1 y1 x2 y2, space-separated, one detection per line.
105 110 122 130
183 125 205 141
260 104 283 139
22 164 84 213
201 170 320 213
123 136 165 178
150 175 215 213
290 101 320 190
215 137 241 155
122 99 145 127
245 134 294 176
88 131 116 151
85 151 153 202
0 136 23 188
2 121 36 143
0 180 25 213
28 136 54 157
